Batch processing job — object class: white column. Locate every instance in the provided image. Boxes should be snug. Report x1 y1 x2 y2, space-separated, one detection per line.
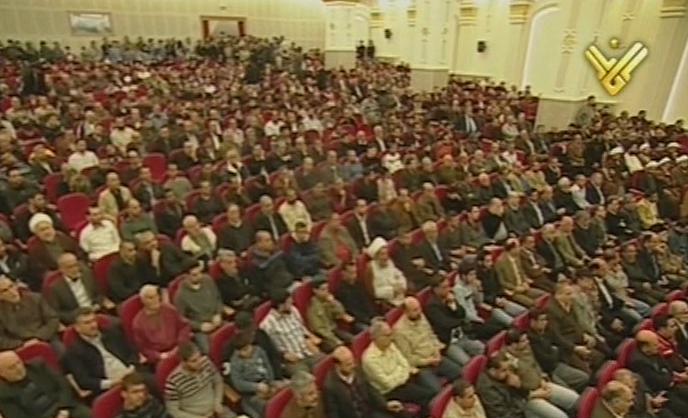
408 0 456 91
323 0 370 69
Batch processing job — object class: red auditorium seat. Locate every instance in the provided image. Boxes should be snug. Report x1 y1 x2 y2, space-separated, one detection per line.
485 330 506 356
577 387 599 418
143 153 167 183
209 322 237 366
616 338 637 367
385 307 403 326
44 173 63 203
430 385 453 418
155 351 181 390
92 386 124 418
167 274 186 303
327 267 343 293
16 341 60 371
313 355 334 388
56 192 91 232
120 295 144 343
265 387 293 418
666 289 685 302
293 282 314 321
651 302 669 318
462 355 487 385
254 300 272 325
416 287 432 306
513 312 530 331
41 270 63 298
352 330 371 361
596 360 621 389
93 252 118 296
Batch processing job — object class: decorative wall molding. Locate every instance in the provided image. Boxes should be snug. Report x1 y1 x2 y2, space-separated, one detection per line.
458 2 477 26
661 0 688 18
509 0 534 24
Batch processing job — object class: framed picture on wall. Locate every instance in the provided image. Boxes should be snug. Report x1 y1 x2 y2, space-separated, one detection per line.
68 12 114 36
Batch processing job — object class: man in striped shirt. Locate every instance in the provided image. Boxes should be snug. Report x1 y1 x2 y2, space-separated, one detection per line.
260 288 325 375
164 342 236 418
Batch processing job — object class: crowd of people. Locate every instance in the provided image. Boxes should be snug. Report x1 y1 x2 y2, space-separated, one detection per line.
0 31 687 418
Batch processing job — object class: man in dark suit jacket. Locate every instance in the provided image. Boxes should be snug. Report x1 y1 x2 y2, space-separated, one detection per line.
324 346 411 418
46 253 110 325
416 221 453 274
630 330 688 417
536 224 567 275
346 199 375 250
27 214 85 288
523 191 546 230
252 196 288 242
132 167 165 211
153 189 184 238
0 352 91 418
217 204 254 256
135 231 195 287
62 307 141 395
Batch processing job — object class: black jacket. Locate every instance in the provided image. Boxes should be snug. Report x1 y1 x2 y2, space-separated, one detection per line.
527 329 562 374
62 325 139 394
323 369 391 418
116 398 171 418
629 350 674 393
424 294 467 344
252 213 288 240
416 239 452 272
0 362 81 418
335 281 375 325
217 222 254 255
345 215 375 250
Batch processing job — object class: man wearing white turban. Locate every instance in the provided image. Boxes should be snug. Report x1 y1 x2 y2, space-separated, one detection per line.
27 213 83 287
365 237 408 307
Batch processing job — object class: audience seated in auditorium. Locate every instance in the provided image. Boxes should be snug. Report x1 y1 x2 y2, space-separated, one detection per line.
80 205 121 261
117 372 171 418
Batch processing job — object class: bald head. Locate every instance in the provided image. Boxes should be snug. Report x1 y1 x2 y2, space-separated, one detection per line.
670 300 688 324
0 351 26 382
636 330 659 355
403 296 422 321
612 368 635 389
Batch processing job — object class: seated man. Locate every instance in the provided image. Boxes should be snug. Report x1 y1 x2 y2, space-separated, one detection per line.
164 342 235 418
285 221 322 279
365 237 408 307
495 239 547 307
119 199 158 241
27 213 83 286
554 216 589 268
279 188 313 233
0 276 60 352
217 204 253 257
117 372 170 418
246 231 297 296
133 285 191 364
260 288 324 375
318 212 359 268
592 380 635 418
362 319 435 418
214 250 260 312
475 352 528 418
174 264 226 354
612 368 677 418
417 220 454 275
189 180 224 225
670 300 688 359
425 276 486 365
229 331 283 418
307 276 355 352
47 252 113 325
324 345 413 418
334 261 377 331
0 239 31 286
393 297 462 391
282 371 326 418
442 379 487 418
503 329 579 418
108 241 154 304
63 307 140 395
0 350 90 418
253 195 288 242
526 309 591 391
180 215 217 262
547 281 606 375
135 230 196 288
458 206 492 251
79 205 121 261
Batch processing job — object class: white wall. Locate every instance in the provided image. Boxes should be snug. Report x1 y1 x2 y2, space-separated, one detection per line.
0 0 326 49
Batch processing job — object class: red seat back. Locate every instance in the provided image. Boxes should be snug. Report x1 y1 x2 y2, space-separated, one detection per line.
265 387 293 418
462 355 487 385
596 360 621 389
92 386 123 418
62 315 112 347
168 275 186 304
210 323 237 366
577 387 599 418
93 253 119 297
16 342 60 371
313 355 334 388
143 153 167 183
120 295 144 343
616 338 637 367
430 385 453 418
293 282 314 321
352 330 371 361
44 173 64 203
486 330 506 356
254 301 272 325
155 351 181 390
385 307 403 326
57 193 91 232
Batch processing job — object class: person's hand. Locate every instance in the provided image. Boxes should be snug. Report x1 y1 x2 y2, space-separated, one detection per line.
160 351 170 360
495 297 507 308
583 334 596 347
530 387 549 399
223 306 235 317
410 367 419 375
256 382 270 395
341 314 355 323
200 322 215 333
55 410 70 418
284 352 301 362
574 345 591 357
387 400 404 412
642 282 652 290
22 338 41 347
611 318 625 332
505 372 521 388
103 298 116 310
212 314 222 326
